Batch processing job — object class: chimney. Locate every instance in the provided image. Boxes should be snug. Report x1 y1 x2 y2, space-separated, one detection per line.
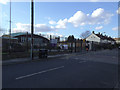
92 31 95 34
98 32 100 35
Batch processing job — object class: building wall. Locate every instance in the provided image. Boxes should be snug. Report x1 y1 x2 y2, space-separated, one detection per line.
86 33 100 42
100 39 108 43
14 35 49 47
114 40 120 44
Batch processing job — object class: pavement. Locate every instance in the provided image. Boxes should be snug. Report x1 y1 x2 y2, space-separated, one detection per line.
2 48 119 88
1 50 88 66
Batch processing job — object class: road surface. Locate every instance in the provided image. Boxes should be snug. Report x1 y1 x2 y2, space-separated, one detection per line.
2 49 119 88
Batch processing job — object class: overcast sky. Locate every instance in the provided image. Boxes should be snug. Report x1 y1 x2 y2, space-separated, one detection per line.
0 0 120 38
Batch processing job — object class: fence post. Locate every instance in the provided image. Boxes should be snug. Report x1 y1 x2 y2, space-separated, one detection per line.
75 39 76 52
26 32 28 52
80 39 82 52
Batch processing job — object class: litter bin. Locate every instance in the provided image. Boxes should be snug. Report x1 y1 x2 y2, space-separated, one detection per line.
39 49 48 58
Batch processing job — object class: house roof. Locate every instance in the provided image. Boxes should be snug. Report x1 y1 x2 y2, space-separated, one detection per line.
86 32 115 41
2 35 18 39
113 38 120 41
3 32 49 41
11 32 28 37
95 34 115 41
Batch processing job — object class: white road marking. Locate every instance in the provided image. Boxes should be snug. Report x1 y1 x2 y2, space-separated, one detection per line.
16 66 64 80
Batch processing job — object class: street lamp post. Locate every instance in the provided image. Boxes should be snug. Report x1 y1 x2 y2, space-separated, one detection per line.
31 0 34 60
9 0 11 54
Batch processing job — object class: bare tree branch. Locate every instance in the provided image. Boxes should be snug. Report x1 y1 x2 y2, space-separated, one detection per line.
80 30 91 39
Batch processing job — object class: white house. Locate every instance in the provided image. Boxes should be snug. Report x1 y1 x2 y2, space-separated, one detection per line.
86 31 115 50
113 38 120 44
86 33 101 43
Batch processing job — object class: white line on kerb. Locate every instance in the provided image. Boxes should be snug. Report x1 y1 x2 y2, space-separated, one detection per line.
16 66 64 80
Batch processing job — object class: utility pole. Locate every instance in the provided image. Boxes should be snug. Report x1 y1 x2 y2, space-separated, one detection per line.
9 0 11 54
31 0 34 60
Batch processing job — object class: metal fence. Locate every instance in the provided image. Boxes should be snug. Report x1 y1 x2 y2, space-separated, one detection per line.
2 34 117 60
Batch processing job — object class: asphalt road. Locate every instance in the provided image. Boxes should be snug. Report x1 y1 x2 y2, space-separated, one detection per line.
2 49 119 88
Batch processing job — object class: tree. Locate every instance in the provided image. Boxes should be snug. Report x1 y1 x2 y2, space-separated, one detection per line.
67 35 75 42
80 30 91 39
67 35 75 53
